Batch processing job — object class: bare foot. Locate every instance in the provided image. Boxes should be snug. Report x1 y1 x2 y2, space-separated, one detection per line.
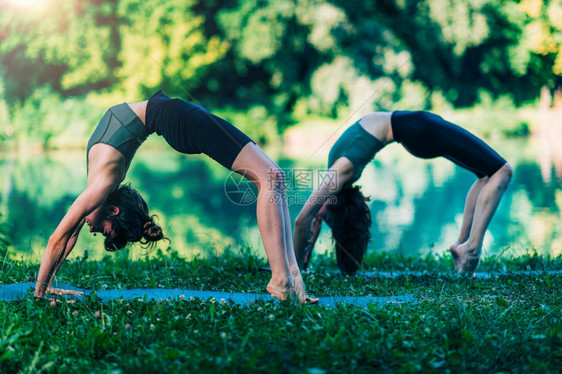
302 296 319 304
267 276 319 304
292 271 319 304
267 275 298 302
460 255 480 274
449 241 461 271
456 243 481 274
267 283 290 301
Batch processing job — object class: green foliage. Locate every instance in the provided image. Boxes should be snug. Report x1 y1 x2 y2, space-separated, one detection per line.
0 212 11 258
217 0 406 118
425 0 491 57
0 0 116 101
115 0 229 99
9 87 104 149
219 0 295 65
451 90 532 138
215 105 281 145
332 0 561 105
1 0 561 146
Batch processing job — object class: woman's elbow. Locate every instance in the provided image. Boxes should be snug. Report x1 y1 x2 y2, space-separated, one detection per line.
46 233 64 252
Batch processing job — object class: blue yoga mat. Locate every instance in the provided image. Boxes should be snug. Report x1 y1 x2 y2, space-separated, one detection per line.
0 283 414 307
259 267 562 279
355 269 562 279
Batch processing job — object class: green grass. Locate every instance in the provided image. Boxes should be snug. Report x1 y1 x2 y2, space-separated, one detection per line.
1 249 561 373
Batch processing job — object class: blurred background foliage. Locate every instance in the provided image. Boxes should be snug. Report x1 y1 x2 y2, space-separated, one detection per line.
0 0 561 148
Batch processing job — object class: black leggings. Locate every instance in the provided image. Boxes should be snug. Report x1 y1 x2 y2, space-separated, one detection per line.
146 91 254 170
391 111 507 178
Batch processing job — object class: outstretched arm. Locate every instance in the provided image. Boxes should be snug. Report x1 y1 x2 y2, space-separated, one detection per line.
45 219 87 296
301 215 323 270
56 218 85 270
34 182 114 298
293 158 354 269
294 190 328 270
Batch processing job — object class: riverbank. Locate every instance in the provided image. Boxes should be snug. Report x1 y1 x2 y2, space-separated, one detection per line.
0 250 560 372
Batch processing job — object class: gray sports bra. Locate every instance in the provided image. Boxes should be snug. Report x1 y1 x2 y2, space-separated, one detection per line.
328 121 385 186
86 103 149 173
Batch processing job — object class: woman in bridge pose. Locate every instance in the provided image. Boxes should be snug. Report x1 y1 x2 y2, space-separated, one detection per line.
35 90 317 303
294 110 512 274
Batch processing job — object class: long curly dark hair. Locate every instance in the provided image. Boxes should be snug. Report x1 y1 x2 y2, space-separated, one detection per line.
325 186 371 275
103 184 166 251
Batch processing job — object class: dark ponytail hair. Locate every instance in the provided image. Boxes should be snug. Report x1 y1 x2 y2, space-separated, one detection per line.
103 184 166 251
325 186 371 275
141 219 164 245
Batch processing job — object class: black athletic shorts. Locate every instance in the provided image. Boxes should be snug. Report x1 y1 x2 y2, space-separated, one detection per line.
146 90 254 170
391 111 507 178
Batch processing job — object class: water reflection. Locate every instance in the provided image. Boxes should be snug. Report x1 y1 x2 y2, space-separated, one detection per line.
1 135 561 261
537 109 562 182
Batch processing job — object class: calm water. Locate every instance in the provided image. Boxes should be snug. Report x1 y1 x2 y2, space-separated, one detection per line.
1 133 562 262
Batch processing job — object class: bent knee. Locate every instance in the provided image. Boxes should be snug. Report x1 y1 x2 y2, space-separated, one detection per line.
255 164 287 193
491 163 513 189
499 163 513 182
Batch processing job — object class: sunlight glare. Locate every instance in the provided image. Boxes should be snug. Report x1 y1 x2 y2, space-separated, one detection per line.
5 0 50 9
